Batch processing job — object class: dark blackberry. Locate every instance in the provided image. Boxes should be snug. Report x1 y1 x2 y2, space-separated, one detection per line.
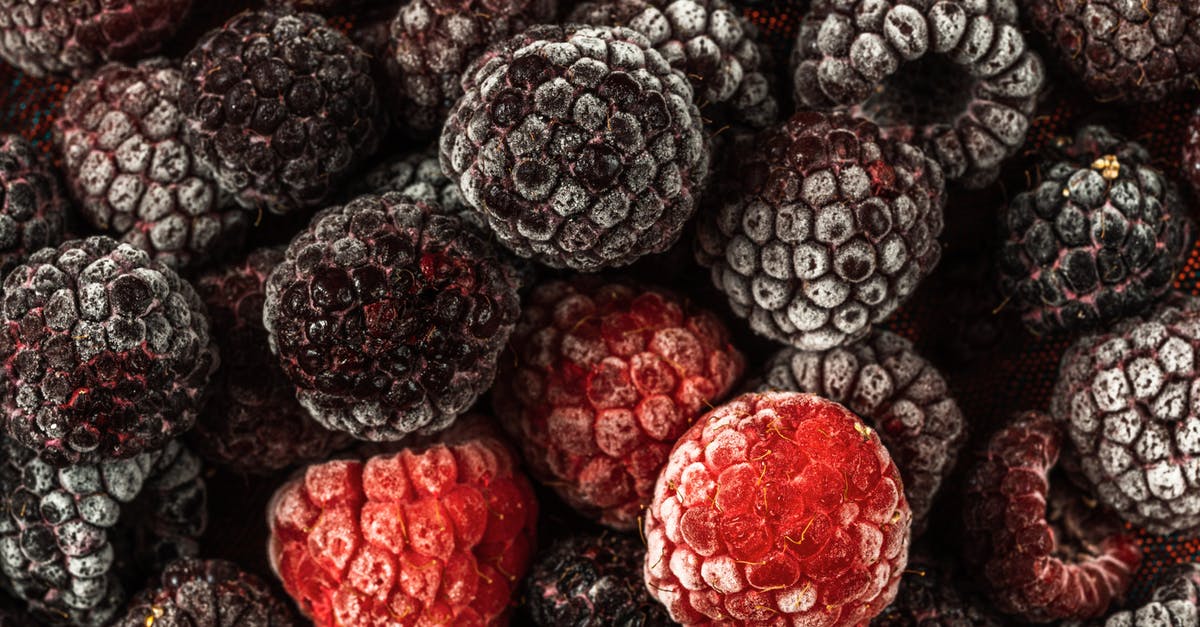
524 532 671 626
56 58 248 272
0 134 66 277
440 24 710 272
0 0 193 77
0 438 206 626
263 0 375 13
791 0 1045 187
114 558 296 627
192 248 349 474
263 194 521 440
999 126 1192 335
695 111 945 351
1089 564 1200 627
180 9 384 215
0 236 218 466
873 552 1006 626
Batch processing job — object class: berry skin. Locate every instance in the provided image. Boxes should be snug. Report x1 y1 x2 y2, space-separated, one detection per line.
695 111 945 352
1087 564 1200 627
643 391 912 625
873 551 1005 626
0 0 194 77
180 9 385 215
999 126 1192 335
493 277 745 530
963 411 1141 623
1025 0 1200 103
440 24 711 272
0 438 207 626
755 329 966 536
192 248 350 474
267 416 539 627
791 0 1045 187
114 558 297 627
263 194 521 441
0 236 218 466
524 532 672 626
384 0 558 134
56 58 248 272
0 134 67 277
1051 295 1200 535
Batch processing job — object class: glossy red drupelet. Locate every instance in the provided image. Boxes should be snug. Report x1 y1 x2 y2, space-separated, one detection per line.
962 411 1142 623
268 417 538 626
493 278 744 530
643 392 911 626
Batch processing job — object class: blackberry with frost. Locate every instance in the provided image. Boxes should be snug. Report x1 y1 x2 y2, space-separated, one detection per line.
348 146 468 216
755 329 966 536
1025 0 1200 103
1084 564 1200 627
873 551 1006 626
1183 106 1200 202
0 236 218 466
115 558 296 627
192 248 349 474
384 0 557 134
524 532 671 626
791 0 1045 187
264 194 521 440
180 9 384 215
1000 126 1192 335
0 135 66 277
0 0 193 77
695 111 945 352
56 58 248 272
963 411 1141 623
1051 296 1200 535
568 0 780 128
440 24 710 272
0 438 207 626
492 277 745 529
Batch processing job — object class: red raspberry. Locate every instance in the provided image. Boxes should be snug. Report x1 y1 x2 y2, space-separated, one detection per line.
962 411 1142 623
492 278 745 529
267 417 538 626
643 392 912 625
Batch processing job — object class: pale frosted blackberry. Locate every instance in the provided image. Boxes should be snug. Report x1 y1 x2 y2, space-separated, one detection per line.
180 9 384 215
0 134 66 277
695 111 945 351
756 330 966 535
56 58 248 272
1052 295 1200 535
1090 564 1200 627
0 438 206 627
569 0 779 128
440 24 710 271
0 236 218 466
384 0 558 134
348 146 468 215
0 0 193 77
792 0 1045 187
115 558 296 627
999 126 1192 335
264 194 521 440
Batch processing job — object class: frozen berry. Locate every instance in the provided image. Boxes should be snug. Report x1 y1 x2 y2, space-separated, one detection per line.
348 146 469 216
0 134 66 277
1089 563 1200 627
115 558 297 627
874 551 1005 626
643 391 912 625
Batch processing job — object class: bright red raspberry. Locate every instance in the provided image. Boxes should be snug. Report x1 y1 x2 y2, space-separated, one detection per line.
963 411 1142 623
643 392 912 625
493 278 745 529
267 417 538 626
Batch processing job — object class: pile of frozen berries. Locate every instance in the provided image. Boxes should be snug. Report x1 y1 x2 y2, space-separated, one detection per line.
3 0 1200 625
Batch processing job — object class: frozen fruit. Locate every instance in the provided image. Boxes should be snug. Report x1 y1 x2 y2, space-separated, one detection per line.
267 416 538 626
1051 295 1200 535
756 329 966 536
493 277 744 529
180 9 384 215
348 146 469 217
643 391 912 625
999 126 1192 335
963 411 1141 623
1087 563 1200 627
115 558 297 627
56 58 248 272
440 24 710 271
791 0 1045 187
0 134 66 277
873 551 1005 626
0 236 218 466
695 110 945 351
264 194 521 441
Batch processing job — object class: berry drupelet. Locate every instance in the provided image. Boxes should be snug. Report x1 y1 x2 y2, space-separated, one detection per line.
0 134 66 277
